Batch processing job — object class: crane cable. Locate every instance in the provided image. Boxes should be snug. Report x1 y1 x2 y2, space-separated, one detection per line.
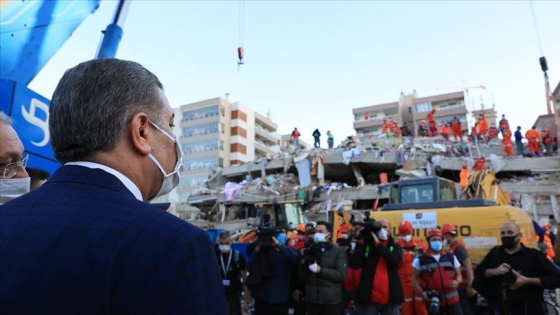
529 0 544 56
237 1 245 68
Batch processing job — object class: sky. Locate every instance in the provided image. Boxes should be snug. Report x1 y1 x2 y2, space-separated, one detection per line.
28 1 560 146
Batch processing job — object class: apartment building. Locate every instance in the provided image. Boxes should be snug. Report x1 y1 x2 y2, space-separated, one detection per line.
353 91 469 137
173 97 280 201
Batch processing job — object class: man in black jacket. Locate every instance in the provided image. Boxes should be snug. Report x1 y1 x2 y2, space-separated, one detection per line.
299 221 347 315
349 219 404 315
474 221 560 315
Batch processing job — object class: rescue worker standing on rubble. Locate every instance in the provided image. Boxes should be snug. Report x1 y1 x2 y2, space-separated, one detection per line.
427 109 437 137
312 129 321 148
412 229 463 315
349 219 404 315
459 164 470 188
327 130 335 149
451 116 462 141
396 220 429 315
442 223 475 315
499 115 510 135
291 128 301 150
477 115 489 143
502 128 514 157
525 126 543 157
514 126 524 156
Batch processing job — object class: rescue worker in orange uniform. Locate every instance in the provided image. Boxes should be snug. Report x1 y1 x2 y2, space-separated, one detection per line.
439 123 450 140
502 128 513 157
541 225 556 261
470 123 478 142
412 229 463 315
396 221 428 315
473 156 486 171
459 164 469 188
525 126 543 157
477 115 489 143
427 109 437 137
442 223 475 315
382 119 389 135
498 114 510 135
451 116 462 141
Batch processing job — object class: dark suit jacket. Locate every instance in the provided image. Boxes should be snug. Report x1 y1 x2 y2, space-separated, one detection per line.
0 165 227 314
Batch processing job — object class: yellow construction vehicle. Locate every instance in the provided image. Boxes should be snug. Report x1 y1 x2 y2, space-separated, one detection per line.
331 170 536 265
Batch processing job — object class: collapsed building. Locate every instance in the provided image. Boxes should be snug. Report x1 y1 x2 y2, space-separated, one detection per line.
184 133 560 232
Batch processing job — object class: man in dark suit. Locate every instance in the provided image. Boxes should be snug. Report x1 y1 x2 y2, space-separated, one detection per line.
0 59 227 314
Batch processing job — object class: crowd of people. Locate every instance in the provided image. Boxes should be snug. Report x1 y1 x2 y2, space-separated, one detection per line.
230 219 560 315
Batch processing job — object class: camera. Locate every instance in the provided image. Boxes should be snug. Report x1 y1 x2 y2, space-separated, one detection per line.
358 217 382 241
501 267 517 286
302 238 324 263
256 226 278 247
426 290 440 315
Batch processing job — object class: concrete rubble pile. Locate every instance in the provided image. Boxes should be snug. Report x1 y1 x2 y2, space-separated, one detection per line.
185 133 560 229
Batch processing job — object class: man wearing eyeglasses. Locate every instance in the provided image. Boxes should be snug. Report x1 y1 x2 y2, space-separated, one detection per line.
0 59 227 314
0 111 30 205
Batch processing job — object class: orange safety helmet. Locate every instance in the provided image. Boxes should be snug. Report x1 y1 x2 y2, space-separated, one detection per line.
297 224 306 233
462 163 468 169
426 229 443 240
441 223 457 236
398 220 413 235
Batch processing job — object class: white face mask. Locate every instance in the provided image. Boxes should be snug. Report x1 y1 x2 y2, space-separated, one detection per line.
218 245 231 253
314 232 327 243
377 228 388 241
350 241 356 251
148 121 183 200
0 177 30 205
402 235 412 243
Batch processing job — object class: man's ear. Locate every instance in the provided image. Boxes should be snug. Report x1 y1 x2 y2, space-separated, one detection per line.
130 113 153 155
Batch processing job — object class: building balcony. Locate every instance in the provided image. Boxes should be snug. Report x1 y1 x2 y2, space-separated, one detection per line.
255 112 278 131
255 140 273 155
255 126 279 145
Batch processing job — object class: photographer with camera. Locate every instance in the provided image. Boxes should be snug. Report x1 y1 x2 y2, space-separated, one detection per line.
474 221 560 315
298 221 347 315
412 229 463 315
245 214 300 315
349 218 404 315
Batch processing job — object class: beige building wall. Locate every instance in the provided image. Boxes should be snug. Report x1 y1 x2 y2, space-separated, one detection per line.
353 91 468 137
169 97 280 201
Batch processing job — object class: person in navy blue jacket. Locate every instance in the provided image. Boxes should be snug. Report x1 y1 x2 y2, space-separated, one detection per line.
0 58 227 314
246 231 300 315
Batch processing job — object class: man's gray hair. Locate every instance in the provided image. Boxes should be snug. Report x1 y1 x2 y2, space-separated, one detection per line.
49 58 165 163
0 111 14 125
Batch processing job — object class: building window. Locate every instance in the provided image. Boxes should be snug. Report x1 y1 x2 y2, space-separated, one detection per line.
181 105 219 121
415 102 432 113
181 121 219 137
183 156 219 171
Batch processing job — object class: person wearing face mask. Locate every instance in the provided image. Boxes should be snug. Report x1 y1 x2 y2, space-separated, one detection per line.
299 221 347 315
441 223 475 315
412 229 463 315
349 218 404 315
396 220 428 315
0 59 227 314
0 111 30 205
474 221 560 315
215 231 251 315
